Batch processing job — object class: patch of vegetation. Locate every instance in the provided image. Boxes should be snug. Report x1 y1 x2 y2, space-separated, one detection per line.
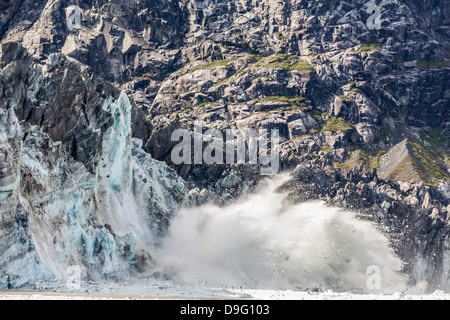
258 96 306 104
335 149 385 171
308 128 321 134
419 129 450 157
184 105 193 114
320 144 331 152
338 95 353 101
375 129 449 185
267 54 297 70
291 61 316 72
195 102 215 109
231 32 243 39
334 151 361 171
212 78 230 87
322 117 354 133
408 134 450 186
377 149 387 157
177 60 196 73
389 156 421 183
252 54 316 73
358 43 382 52
234 69 249 75
274 53 294 59
358 150 386 170
308 110 328 124
252 96 307 112
212 69 249 87
276 32 289 40
351 88 362 93
247 54 264 63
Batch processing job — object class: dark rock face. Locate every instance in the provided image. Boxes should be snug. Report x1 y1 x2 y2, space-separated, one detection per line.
0 42 116 171
0 0 188 83
0 0 449 291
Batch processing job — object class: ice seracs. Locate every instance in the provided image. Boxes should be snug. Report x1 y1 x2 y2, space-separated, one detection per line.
0 89 187 289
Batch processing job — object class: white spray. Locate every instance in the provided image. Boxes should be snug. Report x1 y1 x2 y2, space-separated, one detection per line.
154 174 408 293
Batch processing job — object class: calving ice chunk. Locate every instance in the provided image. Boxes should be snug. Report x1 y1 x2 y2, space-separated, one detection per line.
180 305 214 318
100 92 134 197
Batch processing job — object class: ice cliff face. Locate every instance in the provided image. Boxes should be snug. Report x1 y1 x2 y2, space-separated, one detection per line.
0 45 187 288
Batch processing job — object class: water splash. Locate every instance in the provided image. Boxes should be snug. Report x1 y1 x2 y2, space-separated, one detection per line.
155 174 408 294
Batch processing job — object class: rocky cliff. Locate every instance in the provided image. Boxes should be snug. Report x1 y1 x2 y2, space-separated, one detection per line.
0 0 449 291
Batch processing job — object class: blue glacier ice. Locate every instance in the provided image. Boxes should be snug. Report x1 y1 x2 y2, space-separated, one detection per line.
0 91 187 289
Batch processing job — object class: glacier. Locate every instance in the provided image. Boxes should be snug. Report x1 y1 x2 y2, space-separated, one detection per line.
0 90 187 289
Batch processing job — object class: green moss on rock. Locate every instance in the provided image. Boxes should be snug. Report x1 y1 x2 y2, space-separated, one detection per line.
322 117 354 133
